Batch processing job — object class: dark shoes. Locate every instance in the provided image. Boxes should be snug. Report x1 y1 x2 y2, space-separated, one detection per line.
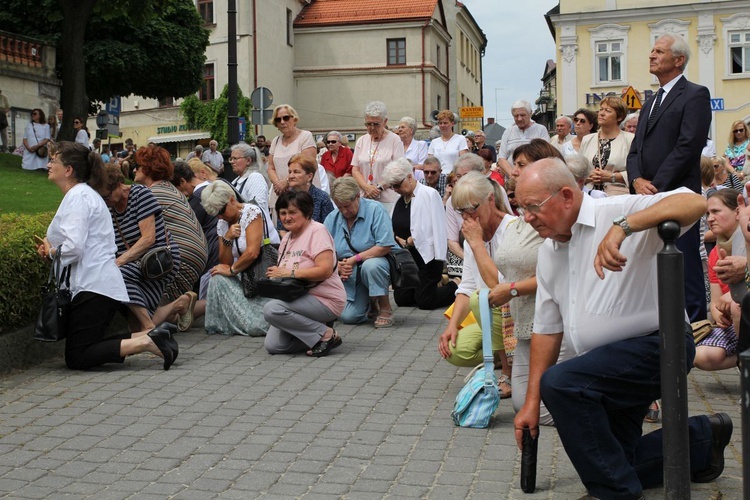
148 322 179 370
692 412 733 483
307 332 342 357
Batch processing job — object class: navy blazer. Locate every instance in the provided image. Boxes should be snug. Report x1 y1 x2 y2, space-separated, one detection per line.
626 75 711 194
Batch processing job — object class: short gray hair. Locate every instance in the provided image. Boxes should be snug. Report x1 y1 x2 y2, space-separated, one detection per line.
327 130 343 142
399 117 417 134
381 157 413 187
658 33 690 68
209 140 218 147
454 153 484 174
231 142 261 165
556 116 573 128
564 154 593 183
621 111 640 130
424 156 441 170
511 100 532 114
200 181 235 216
195 145 204 153
364 101 388 119
330 177 360 203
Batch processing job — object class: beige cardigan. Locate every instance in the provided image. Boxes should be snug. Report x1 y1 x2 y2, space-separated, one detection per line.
579 130 635 187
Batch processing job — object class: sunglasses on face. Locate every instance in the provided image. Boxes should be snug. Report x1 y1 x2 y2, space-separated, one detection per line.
73 120 82 124
735 129 746 134
274 115 292 124
218 203 228 216
574 118 588 124
423 170 439 175
326 140 338 144
364 122 383 128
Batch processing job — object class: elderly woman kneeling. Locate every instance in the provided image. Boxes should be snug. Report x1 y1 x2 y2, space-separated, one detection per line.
324 177 397 326
264 190 347 356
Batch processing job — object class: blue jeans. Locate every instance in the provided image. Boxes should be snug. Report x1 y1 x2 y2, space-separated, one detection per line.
540 330 712 499
340 257 391 324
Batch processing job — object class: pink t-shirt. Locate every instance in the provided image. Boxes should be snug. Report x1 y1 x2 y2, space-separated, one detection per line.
269 129 316 180
351 130 405 203
277 220 346 315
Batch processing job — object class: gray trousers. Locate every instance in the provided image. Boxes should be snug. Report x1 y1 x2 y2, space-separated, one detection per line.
263 294 337 354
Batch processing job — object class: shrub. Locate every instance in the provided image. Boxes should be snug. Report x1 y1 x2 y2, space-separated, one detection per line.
0 212 55 333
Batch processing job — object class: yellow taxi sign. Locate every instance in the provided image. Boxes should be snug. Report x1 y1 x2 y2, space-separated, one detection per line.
460 106 484 119
621 86 642 110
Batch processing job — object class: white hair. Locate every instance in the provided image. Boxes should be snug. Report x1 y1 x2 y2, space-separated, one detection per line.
399 117 417 134
564 154 593 183
658 33 690 67
511 100 532 114
364 101 388 119
556 116 573 128
381 157 413 187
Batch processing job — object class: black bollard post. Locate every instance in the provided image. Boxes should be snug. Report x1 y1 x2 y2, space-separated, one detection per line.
657 221 690 499
741 349 750 498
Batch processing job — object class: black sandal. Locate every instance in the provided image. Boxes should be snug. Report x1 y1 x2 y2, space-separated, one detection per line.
307 332 342 357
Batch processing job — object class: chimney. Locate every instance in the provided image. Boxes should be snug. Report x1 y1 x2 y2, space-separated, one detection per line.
487 118 495 125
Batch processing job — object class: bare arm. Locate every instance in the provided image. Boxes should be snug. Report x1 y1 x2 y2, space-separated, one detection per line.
115 215 157 267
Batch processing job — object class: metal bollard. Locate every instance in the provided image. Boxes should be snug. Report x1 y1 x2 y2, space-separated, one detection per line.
741 349 750 498
657 221 690 499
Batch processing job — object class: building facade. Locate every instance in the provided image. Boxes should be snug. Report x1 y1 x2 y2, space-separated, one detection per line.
112 0 486 154
548 0 750 145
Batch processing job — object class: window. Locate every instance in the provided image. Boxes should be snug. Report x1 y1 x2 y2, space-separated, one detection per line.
198 0 213 24
200 64 215 101
436 44 441 71
596 41 622 82
158 97 174 108
730 31 750 74
437 95 441 111
387 38 406 65
286 9 294 46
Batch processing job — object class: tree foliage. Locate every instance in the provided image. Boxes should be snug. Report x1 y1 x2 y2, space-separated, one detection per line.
180 85 253 150
0 0 208 139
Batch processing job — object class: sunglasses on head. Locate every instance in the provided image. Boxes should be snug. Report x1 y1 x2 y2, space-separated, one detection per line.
274 115 292 124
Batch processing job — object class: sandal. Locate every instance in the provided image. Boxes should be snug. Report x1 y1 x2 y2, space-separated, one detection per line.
307 331 342 357
644 400 660 423
498 373 512 399
177 291 198 332
374 313 394 328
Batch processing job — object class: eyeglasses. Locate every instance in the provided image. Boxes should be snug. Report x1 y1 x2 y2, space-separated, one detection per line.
274 115 292 124
392 177 409 191
519 189 561 214
573 118 588 124
218 203 228 216
326 140 338 144
454 196 488 215
228 156 245 162
364 122 383 128
423 170 439 175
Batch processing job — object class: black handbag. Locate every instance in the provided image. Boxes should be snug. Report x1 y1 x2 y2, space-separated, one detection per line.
115 216 174 281
386 248 420 289
256 277 313 301
34 247 72 342
240 209 278 298
32 124 48 158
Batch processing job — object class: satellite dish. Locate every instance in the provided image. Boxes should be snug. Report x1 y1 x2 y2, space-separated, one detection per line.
430 110 440 124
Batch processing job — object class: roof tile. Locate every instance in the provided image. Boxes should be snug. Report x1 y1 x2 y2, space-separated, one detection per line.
295 0 439 27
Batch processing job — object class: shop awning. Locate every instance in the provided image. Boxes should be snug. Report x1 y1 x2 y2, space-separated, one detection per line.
147 132 210 144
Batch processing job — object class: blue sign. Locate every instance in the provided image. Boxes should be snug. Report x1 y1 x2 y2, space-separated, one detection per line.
106 96 121 116
711 98 724 111
238 117 246 141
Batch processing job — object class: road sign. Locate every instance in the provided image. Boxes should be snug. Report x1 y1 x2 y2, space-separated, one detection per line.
460 106 484 119
95 110 108 129
106 114 119 138
251 109 274 126
238 117 246 141
251 87 273 110
711 98 724 111
621 86 642 110
106 96 121 116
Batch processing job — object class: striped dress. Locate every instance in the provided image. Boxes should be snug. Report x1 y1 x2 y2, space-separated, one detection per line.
150 181 208 301
111 184 181 314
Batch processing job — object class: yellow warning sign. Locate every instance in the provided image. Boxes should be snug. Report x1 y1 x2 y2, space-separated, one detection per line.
621 86 642 110
460 106 484 119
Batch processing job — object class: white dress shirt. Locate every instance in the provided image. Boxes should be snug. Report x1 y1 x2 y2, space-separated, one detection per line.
410 182 448 263
533 188 693 355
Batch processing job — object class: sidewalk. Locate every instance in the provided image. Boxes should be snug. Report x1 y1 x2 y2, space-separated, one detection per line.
0 305 742 499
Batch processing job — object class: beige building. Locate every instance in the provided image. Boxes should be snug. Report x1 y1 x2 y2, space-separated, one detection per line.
547 0 750 147
113 0 486 154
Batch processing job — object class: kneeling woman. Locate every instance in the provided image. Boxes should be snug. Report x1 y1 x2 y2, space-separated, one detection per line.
36 142 178 370
264 190 346 356
200 182 276 336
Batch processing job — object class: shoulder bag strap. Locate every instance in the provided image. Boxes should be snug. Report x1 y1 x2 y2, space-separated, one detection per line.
478 289 495 387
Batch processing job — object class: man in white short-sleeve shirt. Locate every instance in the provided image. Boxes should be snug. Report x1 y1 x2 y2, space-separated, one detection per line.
496 100 549 177
513 158 732 499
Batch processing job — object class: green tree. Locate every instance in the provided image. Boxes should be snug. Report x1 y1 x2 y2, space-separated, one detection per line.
0 0 208 141
180 85 253 150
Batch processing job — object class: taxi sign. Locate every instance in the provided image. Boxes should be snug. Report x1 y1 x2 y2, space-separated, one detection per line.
460 106 484 119
621 86 642 110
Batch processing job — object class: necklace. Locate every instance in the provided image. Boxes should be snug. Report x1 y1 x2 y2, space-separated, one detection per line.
368 138 381 184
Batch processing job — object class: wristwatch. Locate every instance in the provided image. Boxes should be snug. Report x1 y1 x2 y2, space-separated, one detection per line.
613 215 633 237
610 173 616 183
509 282 519 298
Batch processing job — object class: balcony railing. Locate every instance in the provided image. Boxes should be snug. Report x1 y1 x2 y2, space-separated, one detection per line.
0 31 44 69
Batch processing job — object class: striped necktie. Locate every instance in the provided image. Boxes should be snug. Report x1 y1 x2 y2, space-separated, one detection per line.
646 88 664 132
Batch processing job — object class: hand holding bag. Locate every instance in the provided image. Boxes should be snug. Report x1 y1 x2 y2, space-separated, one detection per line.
240 209 278 298
32 124 48 158
114 216 174 281
451 289 499 428
34 246 72 342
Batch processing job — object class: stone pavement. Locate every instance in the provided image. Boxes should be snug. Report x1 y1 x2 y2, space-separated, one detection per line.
0 305 743 499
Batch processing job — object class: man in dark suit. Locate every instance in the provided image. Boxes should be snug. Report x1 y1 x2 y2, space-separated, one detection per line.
626 33 711 322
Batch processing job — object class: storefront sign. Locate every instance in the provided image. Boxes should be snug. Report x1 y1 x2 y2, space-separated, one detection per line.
156 124 201 134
